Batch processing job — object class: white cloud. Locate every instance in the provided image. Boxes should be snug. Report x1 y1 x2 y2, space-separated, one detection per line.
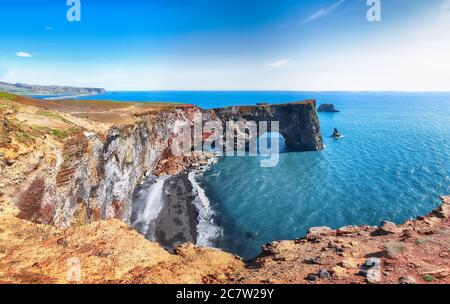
16 51 32 58
45 27 53 31
266 59 289 69
302 0 345 24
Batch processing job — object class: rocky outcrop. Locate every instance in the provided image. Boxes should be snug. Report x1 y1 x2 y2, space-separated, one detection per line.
213 100 323 151
0 216 244 284
1 195 449 284
229 196 450 284
318 103 339 112
0 81 105 96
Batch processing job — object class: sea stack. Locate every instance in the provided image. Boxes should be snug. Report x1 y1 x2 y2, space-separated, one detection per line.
333 128 342 138
318 103 339 112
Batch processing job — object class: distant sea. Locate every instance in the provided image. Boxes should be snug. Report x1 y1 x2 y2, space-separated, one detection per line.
38 91 450 258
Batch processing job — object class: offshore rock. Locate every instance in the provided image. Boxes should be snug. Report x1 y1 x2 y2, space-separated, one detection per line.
317 103 339 112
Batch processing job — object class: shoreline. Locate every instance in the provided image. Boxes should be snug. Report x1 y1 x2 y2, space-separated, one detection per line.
41 93 103 100
154 174 199 250
131 155 222 251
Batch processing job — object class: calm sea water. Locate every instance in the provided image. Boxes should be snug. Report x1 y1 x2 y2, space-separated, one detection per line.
74 91 450 258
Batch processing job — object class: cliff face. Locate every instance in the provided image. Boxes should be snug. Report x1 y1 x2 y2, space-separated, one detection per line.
0 96 216 227
213 100 323 151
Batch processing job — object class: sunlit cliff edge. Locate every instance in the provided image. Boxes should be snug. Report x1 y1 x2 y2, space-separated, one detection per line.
0 92 449 284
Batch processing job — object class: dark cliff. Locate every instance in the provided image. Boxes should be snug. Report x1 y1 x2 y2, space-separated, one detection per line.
212 99 323 151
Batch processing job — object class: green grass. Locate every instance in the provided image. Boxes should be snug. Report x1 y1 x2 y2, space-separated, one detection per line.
386 242 407 252
415 237 433 246
423 274 434 282
34 126 78 140
36 110 61 119
36 109 72 125
0 91 18 100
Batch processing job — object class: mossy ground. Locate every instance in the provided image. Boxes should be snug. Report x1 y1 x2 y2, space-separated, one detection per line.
0 91 18 100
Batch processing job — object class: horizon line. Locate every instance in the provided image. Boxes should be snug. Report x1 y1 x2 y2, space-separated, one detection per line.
99 89 450 93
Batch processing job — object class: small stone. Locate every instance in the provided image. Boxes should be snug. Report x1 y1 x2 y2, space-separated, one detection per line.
309 256 322 265
399 276 416 284
376 221 400 235
306 274 318 281
319 268 330 278
366 257 381 268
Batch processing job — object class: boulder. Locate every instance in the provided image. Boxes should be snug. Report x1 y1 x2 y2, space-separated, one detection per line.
399 276 416 284
319 268 330 278
375 221 401 235
337 225 360 236
366 267 382 284
366 257 381 268
307 226 334 238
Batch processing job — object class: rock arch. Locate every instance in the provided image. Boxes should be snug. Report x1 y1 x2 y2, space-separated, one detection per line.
212 100 323 151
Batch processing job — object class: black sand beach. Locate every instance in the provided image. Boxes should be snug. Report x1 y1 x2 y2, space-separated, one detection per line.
131 174 199 251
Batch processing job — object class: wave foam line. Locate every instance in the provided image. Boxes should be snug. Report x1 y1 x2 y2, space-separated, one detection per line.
188 171 222 247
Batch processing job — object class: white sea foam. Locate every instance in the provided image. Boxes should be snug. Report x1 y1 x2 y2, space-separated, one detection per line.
131 176 168 240
188 169 222 247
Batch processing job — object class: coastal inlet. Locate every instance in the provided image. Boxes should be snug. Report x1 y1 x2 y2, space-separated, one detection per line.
131 172 222 250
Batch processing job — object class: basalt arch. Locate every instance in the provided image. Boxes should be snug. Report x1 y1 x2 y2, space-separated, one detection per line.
211 100 324 151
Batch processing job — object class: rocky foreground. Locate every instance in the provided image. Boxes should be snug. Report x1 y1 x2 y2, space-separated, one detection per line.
1 93 449 284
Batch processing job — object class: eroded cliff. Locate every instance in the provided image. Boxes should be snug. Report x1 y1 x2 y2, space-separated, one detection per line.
213 100 323 151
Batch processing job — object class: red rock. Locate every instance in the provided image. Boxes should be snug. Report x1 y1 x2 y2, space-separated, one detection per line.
337 225 360 236
376 221 401 235
307 226 334 238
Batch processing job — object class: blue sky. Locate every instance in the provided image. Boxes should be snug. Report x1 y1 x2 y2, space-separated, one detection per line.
0 0 449 90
